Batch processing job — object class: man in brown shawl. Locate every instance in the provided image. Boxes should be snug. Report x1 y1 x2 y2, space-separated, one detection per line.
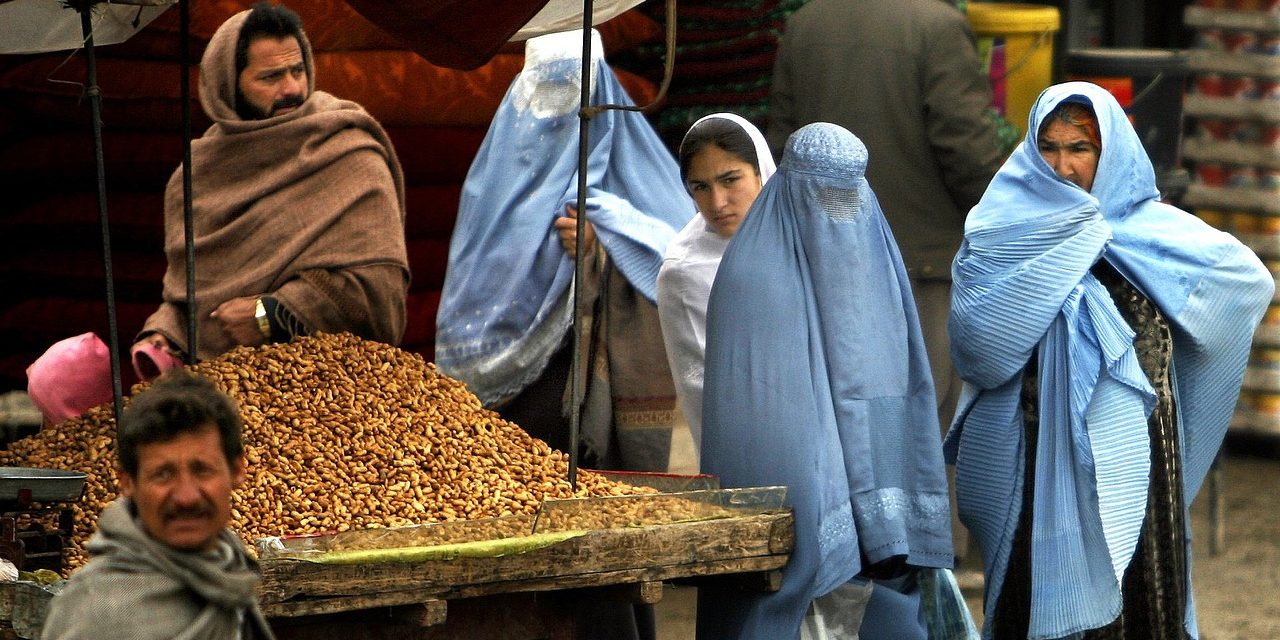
27 3 407 426
132 2 408 373
43 372 275 640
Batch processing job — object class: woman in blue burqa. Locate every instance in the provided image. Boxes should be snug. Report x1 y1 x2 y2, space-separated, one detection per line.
948 82 1271 639
701 122 955 639
435 29 693 472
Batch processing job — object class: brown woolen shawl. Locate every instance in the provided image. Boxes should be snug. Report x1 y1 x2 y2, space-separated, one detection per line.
141 10 409 359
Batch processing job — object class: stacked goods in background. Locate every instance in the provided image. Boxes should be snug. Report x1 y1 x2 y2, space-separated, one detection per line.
967 1 1060 141
1180 0 1280 436
0 0 665 393
0 332 664 574
628 0 809 147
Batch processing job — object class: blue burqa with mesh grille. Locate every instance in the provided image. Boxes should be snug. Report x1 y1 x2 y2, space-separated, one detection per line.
947 82 1272 639
434 30 693 405
699 123 954 639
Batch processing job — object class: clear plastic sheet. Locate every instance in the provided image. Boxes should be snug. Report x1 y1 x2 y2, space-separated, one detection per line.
532 486 785 534
257 514 537 560
255 486 786 563
587 469 720 494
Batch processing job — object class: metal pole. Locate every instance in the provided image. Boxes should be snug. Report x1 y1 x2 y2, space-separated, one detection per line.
78 4 125 425
568 0 597 489
566 0 678 487
180 0 196 363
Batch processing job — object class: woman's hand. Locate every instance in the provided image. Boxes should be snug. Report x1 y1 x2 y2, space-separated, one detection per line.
554 205 596 260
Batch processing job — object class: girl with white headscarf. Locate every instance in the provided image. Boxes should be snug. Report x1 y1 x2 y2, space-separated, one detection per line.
656 113 776 461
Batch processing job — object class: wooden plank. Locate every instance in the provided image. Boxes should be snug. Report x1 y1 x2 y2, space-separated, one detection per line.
1 511 794 639
675 568 783 592
438 555 786 601
386 600 449 628
262 591 446 619
258 511 793 605
0 581 12 620
270 593 575 640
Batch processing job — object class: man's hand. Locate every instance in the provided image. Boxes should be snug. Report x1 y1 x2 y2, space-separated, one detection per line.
210 296 267 346
134 332 175 352
553 205 596 260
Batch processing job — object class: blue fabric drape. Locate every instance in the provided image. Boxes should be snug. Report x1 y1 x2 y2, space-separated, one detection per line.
434 30 694 405
948 82 1272 639
699 123 953 639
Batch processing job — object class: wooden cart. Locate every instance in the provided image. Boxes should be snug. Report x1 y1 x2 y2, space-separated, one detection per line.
1 509 793 639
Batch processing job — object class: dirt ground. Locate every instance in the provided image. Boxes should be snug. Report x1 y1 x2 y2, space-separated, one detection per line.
958 441 1280 639
655 440 1280 639
1180 442 1280 639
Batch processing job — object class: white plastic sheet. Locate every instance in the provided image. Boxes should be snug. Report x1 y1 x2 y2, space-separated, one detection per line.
510 0 644 42
0 0 175 55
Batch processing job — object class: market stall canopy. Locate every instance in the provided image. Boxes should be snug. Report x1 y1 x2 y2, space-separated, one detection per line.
510 0 644 42
343 0 644 69
0 0 175 55
0 0 643 66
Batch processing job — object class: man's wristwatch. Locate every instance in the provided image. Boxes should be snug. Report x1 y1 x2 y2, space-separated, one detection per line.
254 297 271 340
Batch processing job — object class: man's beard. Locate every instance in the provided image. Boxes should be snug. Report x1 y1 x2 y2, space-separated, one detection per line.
235 90 306 121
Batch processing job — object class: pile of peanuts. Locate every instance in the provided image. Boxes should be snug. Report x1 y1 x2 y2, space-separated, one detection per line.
0 402 118 571
0 332 699 573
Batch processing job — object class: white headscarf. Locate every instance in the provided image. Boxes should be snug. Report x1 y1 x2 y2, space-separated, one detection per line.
655 113 776 452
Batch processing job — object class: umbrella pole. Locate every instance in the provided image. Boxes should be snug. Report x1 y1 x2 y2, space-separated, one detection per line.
568 0 598 489
78 3 125 425
180 0 196 363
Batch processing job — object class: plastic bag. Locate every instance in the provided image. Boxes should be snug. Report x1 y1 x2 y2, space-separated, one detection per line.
920 567 981 640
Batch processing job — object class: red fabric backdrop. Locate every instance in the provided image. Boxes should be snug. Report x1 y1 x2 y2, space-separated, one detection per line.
0 1 663 390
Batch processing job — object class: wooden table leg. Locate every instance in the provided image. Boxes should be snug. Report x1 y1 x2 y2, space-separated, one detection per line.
1208 451 1226 556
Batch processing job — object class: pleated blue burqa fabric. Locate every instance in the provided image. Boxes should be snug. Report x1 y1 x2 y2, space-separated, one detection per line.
947 82 1272 639
434 29 693 405
699 122 954 639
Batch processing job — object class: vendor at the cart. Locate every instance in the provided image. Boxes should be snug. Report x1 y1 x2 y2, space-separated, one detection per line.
43 371 275 640
135 1 408 369
26 3 408 426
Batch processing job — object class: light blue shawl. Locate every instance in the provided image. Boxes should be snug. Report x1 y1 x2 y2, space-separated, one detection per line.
434 30 694 405
948 82 1272 639
699 123 953 639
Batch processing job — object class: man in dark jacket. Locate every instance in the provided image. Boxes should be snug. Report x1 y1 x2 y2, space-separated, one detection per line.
768 0 1003 425
43 372 274 640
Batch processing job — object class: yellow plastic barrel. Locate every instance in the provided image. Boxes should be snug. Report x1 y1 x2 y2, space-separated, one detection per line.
967 3 1060 136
